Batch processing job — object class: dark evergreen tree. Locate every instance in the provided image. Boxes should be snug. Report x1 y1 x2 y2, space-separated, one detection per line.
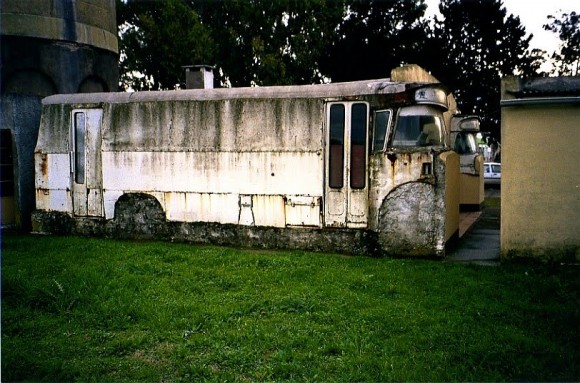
118 0 345 89
194 0 345 86
319 0 430 82
429 0 543 138
544 11 580 76
117 0 216 90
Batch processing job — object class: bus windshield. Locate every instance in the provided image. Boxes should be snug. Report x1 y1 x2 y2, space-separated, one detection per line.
392 107 445 147
454 132 478 155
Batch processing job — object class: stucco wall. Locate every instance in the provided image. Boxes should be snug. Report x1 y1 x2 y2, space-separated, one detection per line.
501 102 580 262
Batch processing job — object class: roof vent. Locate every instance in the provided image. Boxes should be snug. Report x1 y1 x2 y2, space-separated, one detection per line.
183 65 214 89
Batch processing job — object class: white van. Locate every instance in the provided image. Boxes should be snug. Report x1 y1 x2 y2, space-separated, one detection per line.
484 162 501 185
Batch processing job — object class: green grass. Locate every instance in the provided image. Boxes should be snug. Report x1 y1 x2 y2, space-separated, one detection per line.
2 233 578 382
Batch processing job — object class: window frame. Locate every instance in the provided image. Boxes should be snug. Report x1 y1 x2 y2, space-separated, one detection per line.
372 109 393 153
391 105 446 148
73 111 86 185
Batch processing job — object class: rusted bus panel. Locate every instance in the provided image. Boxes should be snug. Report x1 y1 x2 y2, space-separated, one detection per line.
458 155 484 208
35 189 70 212
440 151 460 242
101 151 323 196
251 195 286 227
103 190 123 219
102 98 324 153
369 149 456 256
377 182 442 256
164 192 239 224
35 104 70 153
285 196 321 227
35 153 70 190
367 150 435 230
162 191 319 228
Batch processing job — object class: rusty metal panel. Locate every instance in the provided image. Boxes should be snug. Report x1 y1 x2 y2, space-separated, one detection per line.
325 190 345 226
70 109 104 217
165 192 238 224
239 195 254 225
102 151 323 196
35 189 70 212
252 195 285 227
35 153 70 190
285 195 321 227
35 104 70 154
368 151 436 230
103 190 123 219
102 98 324 153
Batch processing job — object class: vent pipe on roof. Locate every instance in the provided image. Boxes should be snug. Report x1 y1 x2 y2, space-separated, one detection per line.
184 65 214 89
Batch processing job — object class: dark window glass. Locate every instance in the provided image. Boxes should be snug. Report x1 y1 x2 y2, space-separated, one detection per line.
393 115 443 147
350 103 368 189
0 130 15 197
74 112 86 184
454 132 478 154
372 110 390 152
329 104 345 188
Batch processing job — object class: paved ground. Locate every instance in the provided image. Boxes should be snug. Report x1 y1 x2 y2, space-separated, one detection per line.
446 187 501 265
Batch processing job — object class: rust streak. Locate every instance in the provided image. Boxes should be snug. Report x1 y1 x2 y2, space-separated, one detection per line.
40 153 48 177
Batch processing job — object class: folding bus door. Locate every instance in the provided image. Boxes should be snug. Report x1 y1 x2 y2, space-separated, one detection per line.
324 102 369 228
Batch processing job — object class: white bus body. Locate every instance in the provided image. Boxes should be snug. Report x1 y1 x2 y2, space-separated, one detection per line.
33 78 459 256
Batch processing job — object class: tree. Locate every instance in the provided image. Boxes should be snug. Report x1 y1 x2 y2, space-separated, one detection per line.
117 0 216 90
319 0 430 82
194 0 345 86
429 0 543 138
118 0 345 89
544 11 580 76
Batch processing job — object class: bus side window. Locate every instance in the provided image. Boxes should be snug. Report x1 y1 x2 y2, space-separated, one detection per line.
329 104 345 188
74 112 86 184
350 103 368 189
372 110 391 152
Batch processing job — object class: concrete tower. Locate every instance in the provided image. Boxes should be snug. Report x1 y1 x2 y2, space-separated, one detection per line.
1 0 119 229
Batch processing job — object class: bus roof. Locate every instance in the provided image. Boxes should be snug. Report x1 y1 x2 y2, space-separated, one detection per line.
42 78 447 105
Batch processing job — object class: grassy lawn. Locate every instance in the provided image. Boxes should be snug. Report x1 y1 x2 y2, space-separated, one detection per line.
2 233 578 382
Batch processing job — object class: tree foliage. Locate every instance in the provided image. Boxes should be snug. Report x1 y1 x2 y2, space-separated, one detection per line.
117 0 545 139
118 0 345 89
117 0 215 90
194 0 345 86
429 0 542 137
544 11 580 76
319 0 429 82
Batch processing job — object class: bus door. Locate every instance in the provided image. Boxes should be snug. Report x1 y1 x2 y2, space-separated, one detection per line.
324 102 369 228
71 109 104 217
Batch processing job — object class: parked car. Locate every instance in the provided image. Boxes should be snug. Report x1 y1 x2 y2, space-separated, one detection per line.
484 162 501 186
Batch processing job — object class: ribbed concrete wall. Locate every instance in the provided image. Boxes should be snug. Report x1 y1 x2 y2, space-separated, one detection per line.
1 0 118 230
1 0 117 53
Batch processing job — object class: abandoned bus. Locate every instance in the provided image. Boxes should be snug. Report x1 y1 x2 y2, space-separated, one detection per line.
33 76 460 257
450 115 484 210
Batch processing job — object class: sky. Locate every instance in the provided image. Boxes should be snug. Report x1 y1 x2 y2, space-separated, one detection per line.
425 0 579 55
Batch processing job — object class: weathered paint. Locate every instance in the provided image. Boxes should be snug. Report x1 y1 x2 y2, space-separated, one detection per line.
34 152 72 212
450 115 484 210
441 151 460 243
33 71 461 257
102 151 322 195
285 196 321 227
